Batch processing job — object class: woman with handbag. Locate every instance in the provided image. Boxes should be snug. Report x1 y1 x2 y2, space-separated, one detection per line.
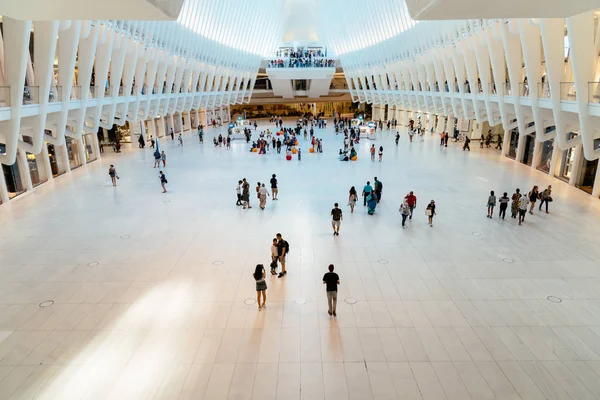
538 185 552 213
348 186 358 213
108 165 119 187
425 200 436 227
253 264 267 310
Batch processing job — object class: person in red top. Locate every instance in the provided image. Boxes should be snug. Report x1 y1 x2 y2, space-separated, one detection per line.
404 191 417 219
370 144 376 161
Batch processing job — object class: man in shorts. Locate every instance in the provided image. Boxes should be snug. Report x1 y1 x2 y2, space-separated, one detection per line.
331 203 342 236
270 174 278 200
276 233 289 278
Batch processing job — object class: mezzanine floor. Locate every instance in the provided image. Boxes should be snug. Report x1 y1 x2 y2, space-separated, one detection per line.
1 120 600 399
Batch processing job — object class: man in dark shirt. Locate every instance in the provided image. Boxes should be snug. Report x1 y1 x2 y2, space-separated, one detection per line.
270 174 278 200
331 203 342 236
323 264 340 316
276 233 289 278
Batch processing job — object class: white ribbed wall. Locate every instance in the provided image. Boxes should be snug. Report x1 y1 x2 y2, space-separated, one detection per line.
0 0 284 203
332 11 600 197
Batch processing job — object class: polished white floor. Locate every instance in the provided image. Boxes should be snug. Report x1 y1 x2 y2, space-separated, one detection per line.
1 120 600 400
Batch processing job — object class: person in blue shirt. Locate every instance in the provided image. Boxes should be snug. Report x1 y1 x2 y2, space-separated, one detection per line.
362 181 373 206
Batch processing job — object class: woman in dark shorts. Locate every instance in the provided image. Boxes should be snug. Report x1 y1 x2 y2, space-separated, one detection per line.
254 264 267 310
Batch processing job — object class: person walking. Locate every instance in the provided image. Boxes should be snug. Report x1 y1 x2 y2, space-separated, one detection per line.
159 171 167 193
539 185 552 213
253 264 267 310
108 165 119 187
374 177 383 203
399 200 410 228
236 180 243 206
297 147 301 160
276 233 289 278
362 181 373 206
153 150 161 168
161 151 166 167
425 200 436 227
259 183 270 210
511 189 521 218
348 186 358 213
276 139 281 154
528 186 539 214
487 190 496 218
150 136 155 148
170 128 174 141
463 135 471 151
270 174 278 200
405 191 417 219
370 144 376 161
226 136 231 149
518 194 530 225
499 192 510 220
323 264 340 316
395 132 400 146
378 146 383 161
242 178 251 209
331 203 343 236
178 133 183 146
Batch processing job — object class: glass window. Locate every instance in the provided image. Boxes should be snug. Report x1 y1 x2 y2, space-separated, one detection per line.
65 137 82 169
537 139 553 173
522 135 534 166
507 128 519 159
2 160 26 199
26 152 47 187
82 134 97 163
577 159 598 194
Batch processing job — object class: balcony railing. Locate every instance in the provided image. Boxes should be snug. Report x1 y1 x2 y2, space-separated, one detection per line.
500 83 512 96
0 87 10 107
48 86 62 103
538 82 551 99
519 83 530 97
560 82 576 101
70 86 81 100
588 82 600 104
22 86 39 105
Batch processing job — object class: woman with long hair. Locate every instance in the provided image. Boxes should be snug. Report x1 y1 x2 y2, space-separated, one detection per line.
348 186 358 213
253 264 267 310
528 185 539 214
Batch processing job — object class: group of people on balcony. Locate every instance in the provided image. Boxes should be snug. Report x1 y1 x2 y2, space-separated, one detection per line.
268 58 335 68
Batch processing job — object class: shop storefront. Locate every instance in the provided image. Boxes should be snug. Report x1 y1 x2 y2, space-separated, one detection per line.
507 128 519 159
65 137 82 170
26 152 47 187
47 144 62 177
82 133 97 163
537 139 554 174
522 134 535 166
575 139 600 194
1 154 26 199
556 132 577 182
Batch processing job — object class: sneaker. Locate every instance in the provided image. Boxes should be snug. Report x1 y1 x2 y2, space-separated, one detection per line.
333 311 336 317
278 272 284 278
328 310 332 316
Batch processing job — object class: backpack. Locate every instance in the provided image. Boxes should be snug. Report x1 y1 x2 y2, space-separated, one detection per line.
283 240 290 254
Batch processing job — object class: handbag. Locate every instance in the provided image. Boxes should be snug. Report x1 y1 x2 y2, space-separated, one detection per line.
425 208 432 216
548 196 553 202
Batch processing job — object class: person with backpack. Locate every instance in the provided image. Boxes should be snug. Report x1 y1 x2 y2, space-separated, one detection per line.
539 185 552 213
331 203 343 236
153 150 161 168
374 177 383 203
159 171 167 193
276 233 289 278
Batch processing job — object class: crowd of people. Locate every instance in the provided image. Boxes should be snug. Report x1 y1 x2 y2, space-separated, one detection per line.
487 185 553 225
268 47 334 68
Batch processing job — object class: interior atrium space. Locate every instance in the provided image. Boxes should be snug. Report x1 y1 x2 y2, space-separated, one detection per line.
2 0 600 399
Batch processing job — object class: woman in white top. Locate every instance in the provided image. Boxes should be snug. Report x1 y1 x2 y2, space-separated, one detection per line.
259 183 270 210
